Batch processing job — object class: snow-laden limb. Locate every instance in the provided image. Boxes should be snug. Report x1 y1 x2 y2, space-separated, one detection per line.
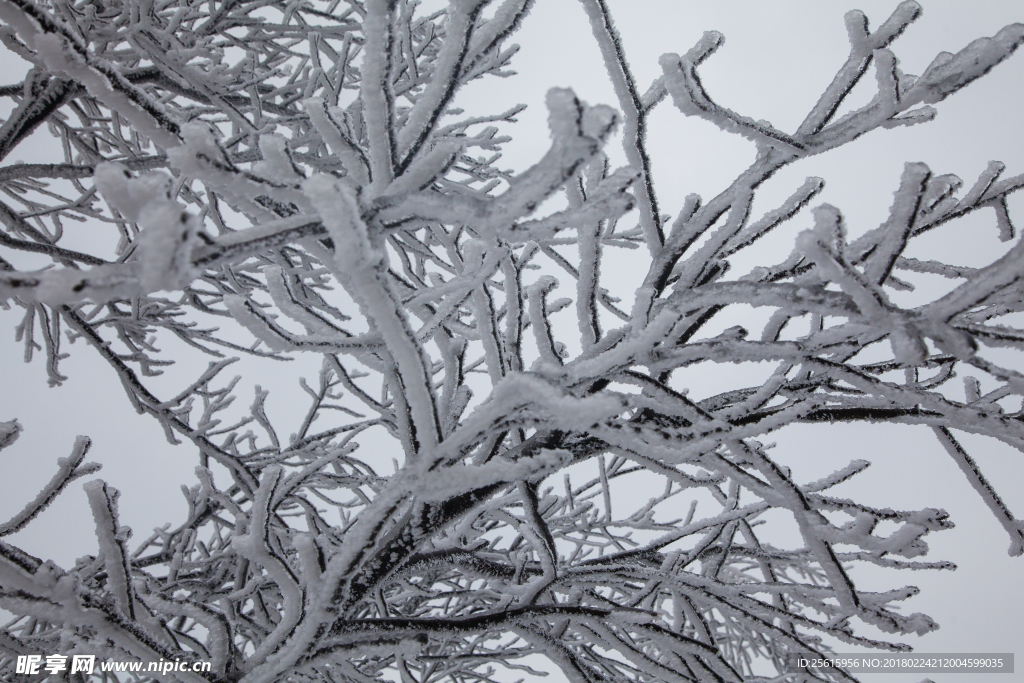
303 98 370 185
932 426 1024 556
0 436 99 536
0 0 181 149
900 24 1024 107
0 436 216 681
230 466 305 668
303 174 442 456
361 0 398 194
2 1 1024 682
395 0 490 167
796 2 923 138
0 418 21 451
578 0 664 254
660 45 803 153
0 68 76 163
0 162 201 305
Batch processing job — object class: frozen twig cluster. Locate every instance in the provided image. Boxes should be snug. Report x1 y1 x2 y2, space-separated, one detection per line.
0 0 1022 681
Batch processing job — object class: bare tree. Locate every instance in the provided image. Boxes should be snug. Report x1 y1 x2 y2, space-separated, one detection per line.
0 0 1022 681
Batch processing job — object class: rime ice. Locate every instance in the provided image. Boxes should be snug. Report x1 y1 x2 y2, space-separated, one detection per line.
1 1 1023 682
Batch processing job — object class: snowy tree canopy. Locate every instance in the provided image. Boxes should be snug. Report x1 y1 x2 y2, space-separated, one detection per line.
0 0 1023 681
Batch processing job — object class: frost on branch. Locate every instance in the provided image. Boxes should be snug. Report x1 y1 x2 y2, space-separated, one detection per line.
1 1 1024 682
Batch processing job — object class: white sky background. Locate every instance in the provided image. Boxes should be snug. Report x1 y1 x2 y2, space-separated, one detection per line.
0 1 1022 681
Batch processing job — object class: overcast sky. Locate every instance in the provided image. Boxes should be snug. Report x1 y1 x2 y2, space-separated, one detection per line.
1 2 1022 681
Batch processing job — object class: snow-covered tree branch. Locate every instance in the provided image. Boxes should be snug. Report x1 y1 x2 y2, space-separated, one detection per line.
0 0 1022 681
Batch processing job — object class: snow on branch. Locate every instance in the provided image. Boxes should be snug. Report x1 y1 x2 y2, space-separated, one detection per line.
1 1 1024 682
